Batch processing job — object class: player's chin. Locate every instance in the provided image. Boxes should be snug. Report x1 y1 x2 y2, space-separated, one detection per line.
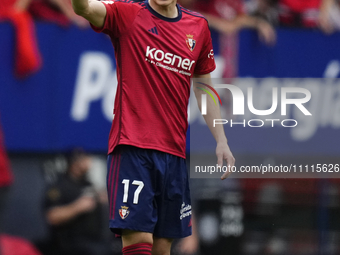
153 0 176 7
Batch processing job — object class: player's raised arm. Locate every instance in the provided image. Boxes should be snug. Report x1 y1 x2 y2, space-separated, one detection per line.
72 0 107 28
193 73 235 180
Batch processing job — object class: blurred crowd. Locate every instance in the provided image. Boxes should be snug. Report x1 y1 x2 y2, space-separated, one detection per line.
179 0 340 32
1 0 340 78
2 0 339 29
1 0 340 30
0 145 116 254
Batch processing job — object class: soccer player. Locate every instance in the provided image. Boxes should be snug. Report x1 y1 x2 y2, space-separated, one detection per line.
71 0 235 254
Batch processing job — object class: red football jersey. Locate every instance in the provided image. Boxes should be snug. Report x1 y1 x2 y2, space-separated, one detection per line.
92 0 215 158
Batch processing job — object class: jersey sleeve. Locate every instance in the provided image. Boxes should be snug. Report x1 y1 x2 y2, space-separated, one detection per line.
194 22 216 75
90 1 140 37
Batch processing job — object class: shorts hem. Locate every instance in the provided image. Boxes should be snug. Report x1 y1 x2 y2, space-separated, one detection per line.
109 223 154 235
153 230 192 239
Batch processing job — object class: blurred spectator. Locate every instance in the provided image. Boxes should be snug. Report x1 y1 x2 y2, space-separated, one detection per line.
246 0 340 33
245 0 279 26
0 0 88 77
0 126 12 198
318 0 340 33
0 235 43 255
278 0 320 27
44 148 111 255
179 0 276 79
29 0 88 27
278 0 340 33
0 0 42 77
0 121 42 255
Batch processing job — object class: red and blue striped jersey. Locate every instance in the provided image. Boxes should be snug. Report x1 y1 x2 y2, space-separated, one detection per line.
91 0 215 158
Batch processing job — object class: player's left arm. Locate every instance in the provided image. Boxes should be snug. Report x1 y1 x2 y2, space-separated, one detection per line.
193 73 235 180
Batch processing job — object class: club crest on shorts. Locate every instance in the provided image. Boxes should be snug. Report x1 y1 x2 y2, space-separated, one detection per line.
186 34 196 52
119 206 130 219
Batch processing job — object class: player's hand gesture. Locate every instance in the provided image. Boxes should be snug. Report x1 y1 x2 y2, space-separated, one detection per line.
216 141 235 180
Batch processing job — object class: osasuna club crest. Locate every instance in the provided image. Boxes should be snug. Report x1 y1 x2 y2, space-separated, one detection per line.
186 34 196 52
119 206 130 219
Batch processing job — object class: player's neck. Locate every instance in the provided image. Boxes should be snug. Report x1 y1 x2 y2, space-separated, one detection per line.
148 0 178 19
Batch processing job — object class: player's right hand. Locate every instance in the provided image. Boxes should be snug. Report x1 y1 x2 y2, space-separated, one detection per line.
216 141 235 180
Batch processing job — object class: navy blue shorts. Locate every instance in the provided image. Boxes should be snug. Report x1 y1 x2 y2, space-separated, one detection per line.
107 145 192 239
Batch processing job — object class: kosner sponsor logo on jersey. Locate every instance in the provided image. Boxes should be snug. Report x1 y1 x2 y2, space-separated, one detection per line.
145 46 195 71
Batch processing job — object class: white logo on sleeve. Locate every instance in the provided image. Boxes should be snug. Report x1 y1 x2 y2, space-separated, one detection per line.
208 49 214 59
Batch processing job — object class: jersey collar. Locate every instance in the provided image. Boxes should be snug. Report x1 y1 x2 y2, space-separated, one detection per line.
145 0 182 22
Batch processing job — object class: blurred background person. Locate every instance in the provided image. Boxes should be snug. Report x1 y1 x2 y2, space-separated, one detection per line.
29 0 88 28
0 0 88 78
318 0 340 33
0 0 41 77
44 148 111 255
0 121 42 255
244 0 278 26
0 234 43 255
178 0 276 79
278 0 321 28
278 0 340 33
